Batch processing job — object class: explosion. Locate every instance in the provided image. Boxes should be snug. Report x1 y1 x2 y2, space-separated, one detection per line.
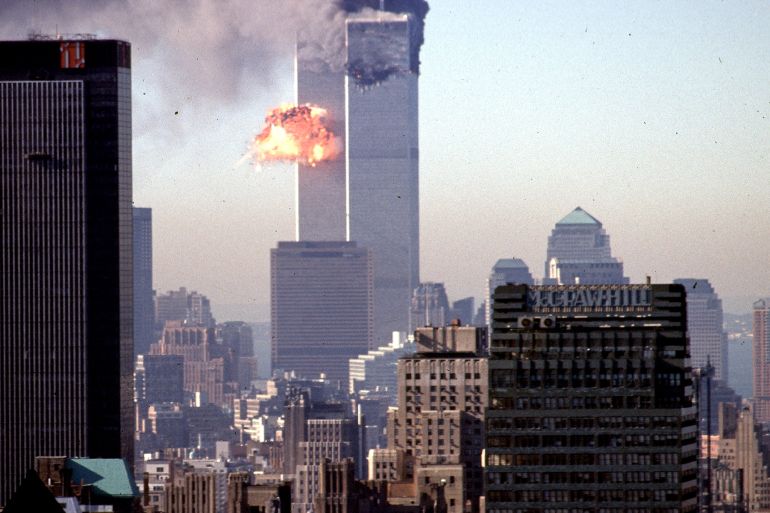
249 103 340 167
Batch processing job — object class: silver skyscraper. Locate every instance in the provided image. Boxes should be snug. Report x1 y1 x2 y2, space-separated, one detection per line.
346 14 420 344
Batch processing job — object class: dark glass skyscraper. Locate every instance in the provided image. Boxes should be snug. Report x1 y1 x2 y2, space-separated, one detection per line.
133 207 154 356
0 39 133 504
486 283 698 513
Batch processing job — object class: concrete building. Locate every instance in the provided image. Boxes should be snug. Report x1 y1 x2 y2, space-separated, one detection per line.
486 283 698 513
753 298 770 423
543 207 628 285
271 241 373 382
134 207 155 356
293 418 362 513
150 322 234 409
164 471 217 513
0 38 134 503
346 13 420 347
386 324 488 513
675 278 729 381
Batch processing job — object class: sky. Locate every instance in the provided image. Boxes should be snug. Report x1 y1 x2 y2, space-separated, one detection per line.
3 0 769 319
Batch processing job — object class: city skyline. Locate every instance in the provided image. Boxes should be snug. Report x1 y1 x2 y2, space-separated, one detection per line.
1 1 768 320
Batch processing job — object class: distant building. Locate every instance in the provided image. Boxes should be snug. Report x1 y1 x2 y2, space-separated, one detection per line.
349 337 415 395
753 298 770 423
675 278 729 380
0 38 134 503
485 258 533 328
156 287 216 328
346 14 420 347
486 283 697 513
134 207 155 356
149 322 235 409
450 297 475 327
543 207 628 285
271 241 373 383
411 282 450 329
135 354 185 407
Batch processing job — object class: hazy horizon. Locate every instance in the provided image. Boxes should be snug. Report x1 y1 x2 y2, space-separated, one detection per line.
3 0 769 321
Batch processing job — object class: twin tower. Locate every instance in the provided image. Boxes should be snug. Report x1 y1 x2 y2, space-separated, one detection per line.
272 14 420 381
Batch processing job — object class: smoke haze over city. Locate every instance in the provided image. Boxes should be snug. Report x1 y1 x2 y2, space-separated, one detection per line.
2 0 769 318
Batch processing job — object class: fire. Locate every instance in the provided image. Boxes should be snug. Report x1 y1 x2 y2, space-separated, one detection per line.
249 103 339 167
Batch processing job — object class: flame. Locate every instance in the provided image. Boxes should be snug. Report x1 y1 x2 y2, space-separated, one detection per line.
249 103 339 167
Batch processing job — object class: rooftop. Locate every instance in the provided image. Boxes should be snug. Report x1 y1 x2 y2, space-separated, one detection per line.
65 459 139 498
493 258 529 269
556 207 602 226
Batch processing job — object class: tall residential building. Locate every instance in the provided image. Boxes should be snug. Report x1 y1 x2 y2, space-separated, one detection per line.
411 282 450 330
674 278 728 381
544 207 628 285
753 298 770 423
0 38 133 503
156 287 215 328
271 241 373 382
385 324 488 513
486 284 698 513
485 258 534 328
346 13 420 346
134 207 154 356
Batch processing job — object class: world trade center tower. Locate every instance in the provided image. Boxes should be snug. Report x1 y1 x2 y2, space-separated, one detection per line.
346 13 420 344
291 12 420 346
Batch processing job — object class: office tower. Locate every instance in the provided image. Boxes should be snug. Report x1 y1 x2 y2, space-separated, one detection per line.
710 404 770 512
411 282 450 329
135 354 185 406
485 258 534 327
134 207 154 356
346 13 420 346
271 241 373 382
486 284 698 513
451 297 475 326
753 298 770 423
0 38 133 504
674 278 728 380
155 287 215 328
294 418 362 513
218 321 258 391
295 54 346 241
386 324 488 513
544 207 628 285
150 322 235 409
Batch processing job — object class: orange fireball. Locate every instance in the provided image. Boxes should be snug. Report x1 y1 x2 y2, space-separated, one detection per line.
251 103 339 167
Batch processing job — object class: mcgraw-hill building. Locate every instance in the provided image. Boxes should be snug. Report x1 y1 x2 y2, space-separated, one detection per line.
486 283 698 513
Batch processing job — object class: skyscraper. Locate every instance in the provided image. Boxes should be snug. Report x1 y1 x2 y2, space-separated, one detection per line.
134 207 154 356
486 283 697 513
295 55 346 241
346 13 420 345
0 38 133 504
271 241 373 382
485 258 534 328
674 278 728 380
752 298 770 423
411 282 450 329
544 207 628 285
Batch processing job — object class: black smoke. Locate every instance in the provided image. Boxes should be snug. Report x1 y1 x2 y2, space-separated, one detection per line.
338 0 429 74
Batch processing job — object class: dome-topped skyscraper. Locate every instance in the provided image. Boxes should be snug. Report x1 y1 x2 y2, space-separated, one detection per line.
544 207 628 285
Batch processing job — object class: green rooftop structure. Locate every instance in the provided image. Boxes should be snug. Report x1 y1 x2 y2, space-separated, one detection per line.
66 458 139 499
555 206 602 225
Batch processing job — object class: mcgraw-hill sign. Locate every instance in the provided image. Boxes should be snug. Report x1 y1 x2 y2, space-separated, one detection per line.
527 287 652 309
